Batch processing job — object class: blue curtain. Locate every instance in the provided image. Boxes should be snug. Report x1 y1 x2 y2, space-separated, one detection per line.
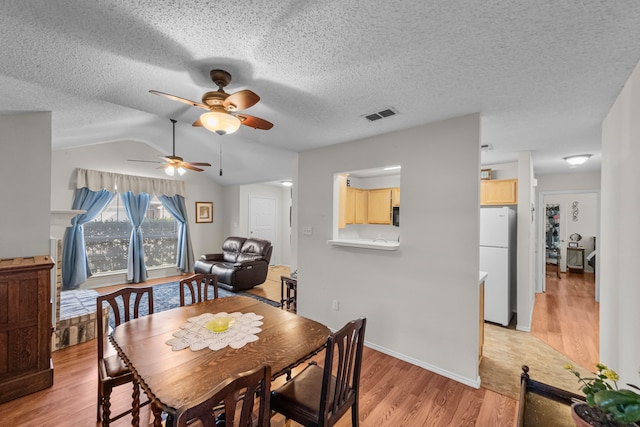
159 194 195 273
121 191 150 283
62 188 114 290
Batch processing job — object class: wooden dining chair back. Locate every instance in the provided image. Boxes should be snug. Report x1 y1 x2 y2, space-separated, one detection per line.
270 317 367 427
179 273 219 306
174 364 271 427
96 286 154 426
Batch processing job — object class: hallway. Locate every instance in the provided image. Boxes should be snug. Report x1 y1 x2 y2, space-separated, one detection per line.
531 271 599 372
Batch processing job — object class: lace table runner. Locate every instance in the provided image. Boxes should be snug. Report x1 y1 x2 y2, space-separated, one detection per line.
165 312 264 351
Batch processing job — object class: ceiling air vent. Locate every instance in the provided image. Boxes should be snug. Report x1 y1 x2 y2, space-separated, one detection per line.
481 143 493 151
363 107 398 122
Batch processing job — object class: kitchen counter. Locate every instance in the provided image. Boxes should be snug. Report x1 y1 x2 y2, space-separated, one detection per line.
327 239 400 251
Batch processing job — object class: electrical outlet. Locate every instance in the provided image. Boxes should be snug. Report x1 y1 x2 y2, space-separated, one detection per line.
303 226 313 236
332 300 339 311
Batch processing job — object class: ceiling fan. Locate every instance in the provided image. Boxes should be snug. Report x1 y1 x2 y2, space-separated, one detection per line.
149 69 273 135
129 119 211 176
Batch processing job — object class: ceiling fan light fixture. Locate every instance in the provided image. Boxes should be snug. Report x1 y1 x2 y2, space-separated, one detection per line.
200 111 241 135
177 166 186 176
165 165 175 176
563 154 592 166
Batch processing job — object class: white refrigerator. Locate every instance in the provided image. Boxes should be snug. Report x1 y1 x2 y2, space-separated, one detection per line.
480 207 516 326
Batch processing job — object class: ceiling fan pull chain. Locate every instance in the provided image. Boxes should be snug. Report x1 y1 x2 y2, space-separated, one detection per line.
219 143 223 176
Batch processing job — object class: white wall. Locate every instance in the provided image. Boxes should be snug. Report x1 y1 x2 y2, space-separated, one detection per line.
482 162 518 180
0 112 52 259
516 152 535 331
51 140 225 286
601 58 640 386
536 172 601 192
297 114 482 387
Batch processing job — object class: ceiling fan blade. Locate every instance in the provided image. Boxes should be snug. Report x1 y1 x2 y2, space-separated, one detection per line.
223 90 260 111
149 90 209 110
183 164 205 172
128 159 162 164
237 114 274 130
192 117 203 127
185 161 212 167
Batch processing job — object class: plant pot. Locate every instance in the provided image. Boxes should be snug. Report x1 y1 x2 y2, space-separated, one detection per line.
571 402 639 427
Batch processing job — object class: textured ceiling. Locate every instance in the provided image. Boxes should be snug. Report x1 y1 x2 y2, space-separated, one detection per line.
2 1 640 185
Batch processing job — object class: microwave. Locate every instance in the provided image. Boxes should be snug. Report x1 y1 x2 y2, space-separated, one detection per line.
392 206 400 227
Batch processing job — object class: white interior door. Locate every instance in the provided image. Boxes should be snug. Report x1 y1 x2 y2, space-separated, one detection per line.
249 196 276 262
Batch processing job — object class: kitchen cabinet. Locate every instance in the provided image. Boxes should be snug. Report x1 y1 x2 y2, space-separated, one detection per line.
392 187 400 206
0 256 55 403
367 188 392 224
346 187 367 224
481 178 518 205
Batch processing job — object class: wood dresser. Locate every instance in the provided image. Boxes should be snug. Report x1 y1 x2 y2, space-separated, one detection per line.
0 256 54 404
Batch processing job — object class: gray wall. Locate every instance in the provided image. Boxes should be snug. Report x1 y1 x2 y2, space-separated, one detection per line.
0 112 51 259
297 114 482 387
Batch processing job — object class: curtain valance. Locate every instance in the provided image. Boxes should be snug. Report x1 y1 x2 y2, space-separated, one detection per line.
75 168 187 197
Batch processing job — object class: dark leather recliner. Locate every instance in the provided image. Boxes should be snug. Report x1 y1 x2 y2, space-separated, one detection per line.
194 236 273 292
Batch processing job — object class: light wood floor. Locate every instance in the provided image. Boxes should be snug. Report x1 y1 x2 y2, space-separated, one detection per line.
531 271 599 371
0 267 598 426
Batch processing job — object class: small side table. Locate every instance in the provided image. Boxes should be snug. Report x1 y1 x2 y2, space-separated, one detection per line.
280 276 297 312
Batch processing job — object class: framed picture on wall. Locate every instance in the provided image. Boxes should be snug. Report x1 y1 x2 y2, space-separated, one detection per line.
195 202 213 223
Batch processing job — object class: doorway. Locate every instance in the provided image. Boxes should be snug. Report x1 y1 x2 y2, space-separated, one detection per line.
249 196 277 263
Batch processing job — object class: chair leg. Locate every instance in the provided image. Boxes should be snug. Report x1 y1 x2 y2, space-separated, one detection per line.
101 386 112 427
132 382 140 427
352 401 359 427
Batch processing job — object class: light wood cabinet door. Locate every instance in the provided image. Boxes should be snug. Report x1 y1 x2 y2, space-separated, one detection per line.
480 179 518 205
346 188 367 224
338 175 348 228
367 189 392 224
345 187 356 224
392 187 400 206
354 189 367 223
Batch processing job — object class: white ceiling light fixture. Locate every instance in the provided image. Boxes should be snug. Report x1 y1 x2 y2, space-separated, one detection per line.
281 181 293 187
563 154 592 167
383 166 401 171
200 110 242 135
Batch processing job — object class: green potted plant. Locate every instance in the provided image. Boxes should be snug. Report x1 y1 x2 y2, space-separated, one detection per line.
565 363 640 427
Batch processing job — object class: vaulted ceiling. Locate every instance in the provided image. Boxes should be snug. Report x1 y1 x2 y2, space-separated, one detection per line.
2 1 640 185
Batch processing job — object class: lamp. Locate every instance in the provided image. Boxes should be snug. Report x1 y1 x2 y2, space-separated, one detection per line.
563 154 591 166
200 111 241 135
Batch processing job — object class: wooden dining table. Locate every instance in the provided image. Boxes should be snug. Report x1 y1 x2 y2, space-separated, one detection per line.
109 295 330 426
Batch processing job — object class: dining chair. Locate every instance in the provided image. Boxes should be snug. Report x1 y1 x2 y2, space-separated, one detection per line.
96 286 154 427
174 364 272 427
270 317 367 427
179 273 219 306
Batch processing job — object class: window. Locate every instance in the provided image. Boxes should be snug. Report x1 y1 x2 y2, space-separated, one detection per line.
141 198 178 268
84 195 178 274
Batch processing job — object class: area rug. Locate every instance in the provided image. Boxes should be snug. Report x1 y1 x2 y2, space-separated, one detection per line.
480 323 592 400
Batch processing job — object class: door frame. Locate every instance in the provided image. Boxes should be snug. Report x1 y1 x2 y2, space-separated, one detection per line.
536 189 600 300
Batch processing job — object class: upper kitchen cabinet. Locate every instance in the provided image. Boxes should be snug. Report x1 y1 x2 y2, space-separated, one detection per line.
368 188 393 224
346 187 368 224
481 178 518 205
392 187 400 207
